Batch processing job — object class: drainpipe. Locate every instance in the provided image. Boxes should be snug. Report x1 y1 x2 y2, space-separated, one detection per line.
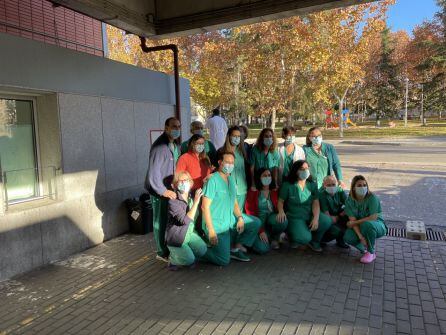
139 37 181 124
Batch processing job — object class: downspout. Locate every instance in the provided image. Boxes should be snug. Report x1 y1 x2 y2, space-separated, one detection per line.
139 37 181 124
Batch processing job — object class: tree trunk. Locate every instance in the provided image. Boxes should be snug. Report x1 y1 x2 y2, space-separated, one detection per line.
271 108 276 130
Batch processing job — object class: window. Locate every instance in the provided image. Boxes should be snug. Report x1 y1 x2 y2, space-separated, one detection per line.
0 97 40 204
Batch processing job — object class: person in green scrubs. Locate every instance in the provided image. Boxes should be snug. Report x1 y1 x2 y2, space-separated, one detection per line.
181 121 217 166
220 126 249 211
245 168 288 253
302 127 345 190
166 171 207 270
319 175 349 248
250 128 280 190
278 126 305 185
277 160 333 252
201 151 261 265
343 175 387 264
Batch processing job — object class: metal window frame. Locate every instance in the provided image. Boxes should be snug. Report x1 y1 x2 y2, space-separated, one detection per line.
0 94 43 206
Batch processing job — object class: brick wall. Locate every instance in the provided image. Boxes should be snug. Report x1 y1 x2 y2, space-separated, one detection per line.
0 0 103 56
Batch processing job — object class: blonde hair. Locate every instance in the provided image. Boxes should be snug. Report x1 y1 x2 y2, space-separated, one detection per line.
173 170 194 189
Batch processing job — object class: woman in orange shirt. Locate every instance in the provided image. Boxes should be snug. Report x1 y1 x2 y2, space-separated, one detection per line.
176 134 213 192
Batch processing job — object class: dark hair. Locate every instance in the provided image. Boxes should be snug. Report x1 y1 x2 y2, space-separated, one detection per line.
282 126 296 137
255 128 277 152
287 160 312 184
305 126 322 146
254 168 275 191
165 117 179 127
239 124 249 138
217 149 235 162
212 108 220 116
187 134 211 167
222 126 247 160
350 175 372 200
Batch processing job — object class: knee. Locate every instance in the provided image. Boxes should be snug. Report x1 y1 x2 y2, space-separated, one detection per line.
361 221 376 235
343 229 357 244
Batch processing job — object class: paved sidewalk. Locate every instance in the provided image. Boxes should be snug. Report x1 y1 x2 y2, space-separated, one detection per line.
1 234 446 335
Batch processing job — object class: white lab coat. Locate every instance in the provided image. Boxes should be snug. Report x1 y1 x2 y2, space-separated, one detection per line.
205 115 228 150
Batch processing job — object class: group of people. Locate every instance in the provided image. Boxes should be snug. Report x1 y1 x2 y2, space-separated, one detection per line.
145 109 387 270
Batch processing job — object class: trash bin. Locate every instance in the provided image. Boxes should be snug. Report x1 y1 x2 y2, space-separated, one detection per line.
139 193 153 233
125 198 147 235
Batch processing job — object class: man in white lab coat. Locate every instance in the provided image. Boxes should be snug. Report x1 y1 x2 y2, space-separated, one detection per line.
205 108 228 150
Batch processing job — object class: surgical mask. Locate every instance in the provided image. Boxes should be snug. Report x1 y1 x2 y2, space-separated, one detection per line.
311 136 322 146
230 136 241 146
170 129 181 139
355 186 368 197
261 176 272 186
177 181 191 194
284 136 294 146
264 138 273 147
298 169 310 180
195 144 205 153
193 129 203 136
222 164 234 175
325 186 338 195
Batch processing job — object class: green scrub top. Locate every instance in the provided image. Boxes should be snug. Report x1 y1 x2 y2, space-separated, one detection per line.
282 148 295 178
169 143 180 165
250 146 280 171
279 181 318 221
202 172 236 234
305 147 329 189
233 150 248 196
319 188 347 216
258 191 273 215
344 193 384 221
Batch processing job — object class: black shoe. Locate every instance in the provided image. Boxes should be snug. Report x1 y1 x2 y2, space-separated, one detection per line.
336 240 350 249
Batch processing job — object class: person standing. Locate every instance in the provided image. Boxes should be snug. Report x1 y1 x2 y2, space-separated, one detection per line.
145 117 181 262
278 126 305 185
180 121 217 166
205 108 228 150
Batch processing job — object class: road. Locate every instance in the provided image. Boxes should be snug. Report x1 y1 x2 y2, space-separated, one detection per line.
333 137 446 228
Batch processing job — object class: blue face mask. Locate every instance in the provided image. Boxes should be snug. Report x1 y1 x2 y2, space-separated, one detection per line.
284 136 294 146
193 129 203 136
355 186 368 197
222 164 234 175
261 176 272 186
298 169 310 180
325 186 338 195
230 136 241 146
264 138 273 147
195 144 205 153
311 136 322 146
177 181 190 194
170 129 181 139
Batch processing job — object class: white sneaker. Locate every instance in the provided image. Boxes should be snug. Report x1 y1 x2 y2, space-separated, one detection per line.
271 240 280 250
156 255 169 263
279 232 288 244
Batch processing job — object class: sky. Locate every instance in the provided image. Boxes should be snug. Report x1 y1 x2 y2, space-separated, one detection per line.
387 0 440 34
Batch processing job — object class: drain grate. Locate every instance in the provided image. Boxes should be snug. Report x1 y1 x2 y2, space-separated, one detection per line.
387 227 446 241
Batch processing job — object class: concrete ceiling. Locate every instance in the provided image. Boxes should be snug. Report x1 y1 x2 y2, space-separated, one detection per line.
51 0 374 39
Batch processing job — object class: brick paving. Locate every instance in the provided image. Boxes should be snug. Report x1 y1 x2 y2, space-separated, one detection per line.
1 234 446 335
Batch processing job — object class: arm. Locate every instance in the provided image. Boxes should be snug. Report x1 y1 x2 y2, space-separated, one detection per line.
233 200 245 233
347 214 378 227
168 199 192 226
187 189 202 220
309 199 321 231
202 196 218 245
272 168 279 190
148 146 168 196
250 165 256 190
330 145 344 182
277 199 287 223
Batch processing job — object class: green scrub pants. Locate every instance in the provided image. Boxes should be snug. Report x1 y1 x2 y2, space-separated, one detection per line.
167 224 207 266
287 212 332 246
201 231 231 266
252 213 288 254
151 193 169 257
230 213 262 247
343 220 387 254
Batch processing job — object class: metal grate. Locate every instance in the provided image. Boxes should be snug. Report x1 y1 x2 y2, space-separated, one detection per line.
387 227 446 241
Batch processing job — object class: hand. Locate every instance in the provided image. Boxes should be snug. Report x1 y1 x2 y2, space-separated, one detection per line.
163 190 177 199
259 231 269 244
236 217 245 234
277 211 287 223
209 229 218 246
251 185 257 191
339 180 346 189
309 218 319 231
194 188 203 202
346 220 356 228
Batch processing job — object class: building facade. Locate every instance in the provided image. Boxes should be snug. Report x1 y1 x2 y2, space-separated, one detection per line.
0 1 190 280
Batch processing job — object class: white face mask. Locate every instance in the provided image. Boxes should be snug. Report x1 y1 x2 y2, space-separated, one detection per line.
178 181 191 194
325 186 337 195
355 186 368 197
